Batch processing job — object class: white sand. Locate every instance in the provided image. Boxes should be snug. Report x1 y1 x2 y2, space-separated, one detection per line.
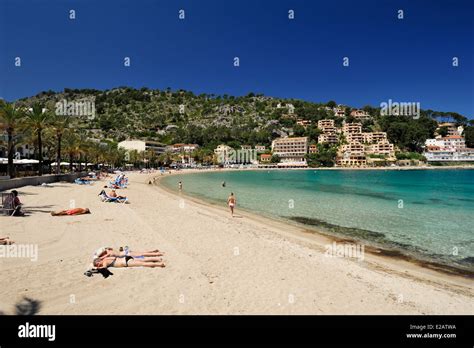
0 172 472 314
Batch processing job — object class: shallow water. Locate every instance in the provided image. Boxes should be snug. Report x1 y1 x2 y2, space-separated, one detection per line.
162 169 474 271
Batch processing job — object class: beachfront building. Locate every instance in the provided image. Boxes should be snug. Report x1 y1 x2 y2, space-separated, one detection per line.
337 139 367 166
255 145 266 153
309 144 318 154
424 149 474 162
271 136 308 166
423 136 474 162
350 109 371 121
366 141 395 157
425 136 466 151
118 140 167 155
337 155 367 167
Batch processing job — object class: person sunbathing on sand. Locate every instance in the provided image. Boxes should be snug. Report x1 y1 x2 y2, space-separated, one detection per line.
51 208 91 216
0 237 15 245
94 247 164 259
94 256 165 269
108 189 126 199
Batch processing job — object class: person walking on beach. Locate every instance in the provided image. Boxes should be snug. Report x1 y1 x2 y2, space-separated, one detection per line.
178 181 183 191
227 192 236 217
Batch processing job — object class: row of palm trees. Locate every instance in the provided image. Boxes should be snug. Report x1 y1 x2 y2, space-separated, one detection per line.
0 101 126 178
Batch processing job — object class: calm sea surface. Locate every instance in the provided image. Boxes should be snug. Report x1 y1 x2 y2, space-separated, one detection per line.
162 169 474 271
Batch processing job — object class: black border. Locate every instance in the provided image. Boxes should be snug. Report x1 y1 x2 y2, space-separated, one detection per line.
0 315 472 347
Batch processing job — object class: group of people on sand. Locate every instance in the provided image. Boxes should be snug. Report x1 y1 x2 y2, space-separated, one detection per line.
85 246 166 277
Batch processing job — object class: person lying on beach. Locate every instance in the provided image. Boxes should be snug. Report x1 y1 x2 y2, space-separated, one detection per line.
0 237 15 245
94 247 164 259
94 256 165 269
80 176 95 181
108 189 126 199
50 208 91 216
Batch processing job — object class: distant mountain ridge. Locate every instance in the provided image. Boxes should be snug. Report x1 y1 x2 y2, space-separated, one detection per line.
14 87 471 152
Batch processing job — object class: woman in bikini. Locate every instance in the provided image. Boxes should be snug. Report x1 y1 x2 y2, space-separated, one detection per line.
94 255 165 269
94 247 164 259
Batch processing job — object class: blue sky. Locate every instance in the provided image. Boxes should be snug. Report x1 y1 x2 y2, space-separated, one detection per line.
0 0 473 116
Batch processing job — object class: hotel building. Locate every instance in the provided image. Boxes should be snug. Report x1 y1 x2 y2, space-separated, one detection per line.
271 137 308 166
424 136 474 162
118 140 167 155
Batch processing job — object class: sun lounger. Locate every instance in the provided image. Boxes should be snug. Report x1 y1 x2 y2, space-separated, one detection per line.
0 193 15 216
75 178 92 185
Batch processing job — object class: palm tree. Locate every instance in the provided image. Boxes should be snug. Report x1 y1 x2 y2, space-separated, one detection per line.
0 102 25 178
50 113 70 174
25 103 49 175
63 131 80 172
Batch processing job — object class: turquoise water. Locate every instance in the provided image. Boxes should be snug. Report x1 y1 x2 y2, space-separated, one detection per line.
162 169 474 271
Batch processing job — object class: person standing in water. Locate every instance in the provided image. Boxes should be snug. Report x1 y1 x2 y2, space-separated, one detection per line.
227 192 236 217
178 181 183 191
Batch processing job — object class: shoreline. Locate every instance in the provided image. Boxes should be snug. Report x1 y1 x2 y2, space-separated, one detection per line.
203 165 474 171
155 169 474 280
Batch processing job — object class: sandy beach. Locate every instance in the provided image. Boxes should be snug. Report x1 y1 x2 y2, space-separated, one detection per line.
0 171 472 315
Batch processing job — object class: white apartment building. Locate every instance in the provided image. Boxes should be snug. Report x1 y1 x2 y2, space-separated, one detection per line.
425 136 466 151
424 150 474 162
118 140 167 155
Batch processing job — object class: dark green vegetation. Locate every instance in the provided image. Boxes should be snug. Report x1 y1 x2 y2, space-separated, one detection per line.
1 87 471 175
